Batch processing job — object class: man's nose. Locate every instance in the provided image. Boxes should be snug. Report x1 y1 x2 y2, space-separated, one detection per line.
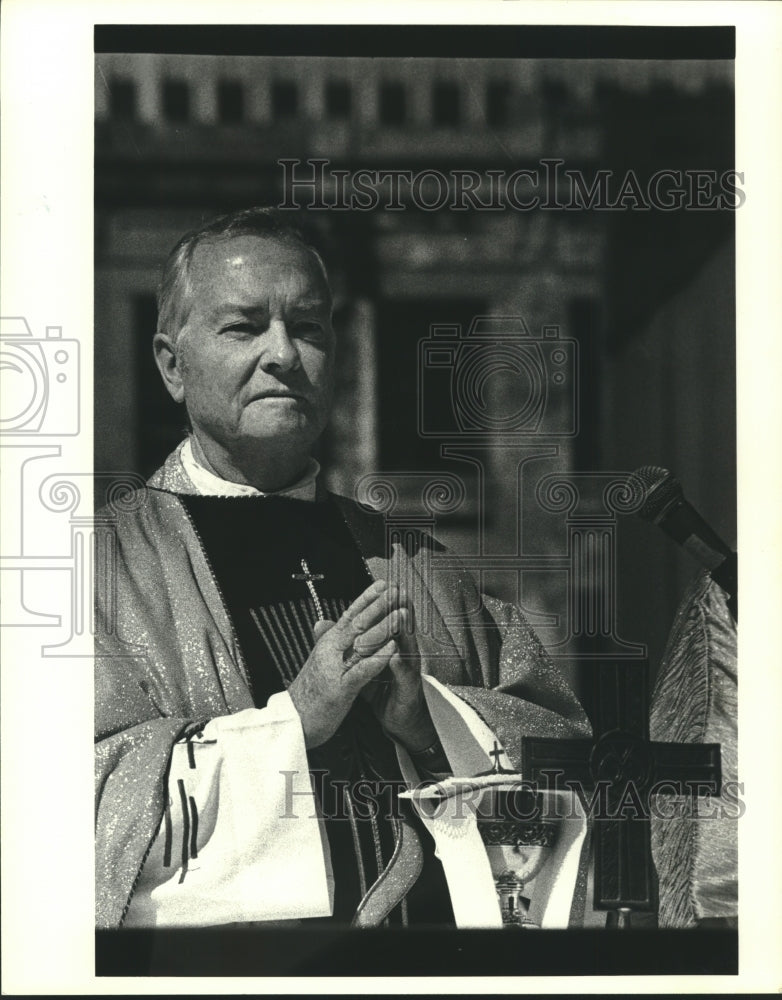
258 319 300 373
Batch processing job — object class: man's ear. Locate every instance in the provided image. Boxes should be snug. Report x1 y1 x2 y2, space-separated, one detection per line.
153 331 186 404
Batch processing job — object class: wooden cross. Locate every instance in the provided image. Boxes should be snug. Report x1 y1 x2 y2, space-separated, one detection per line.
521 659 722 927
291 559 326 621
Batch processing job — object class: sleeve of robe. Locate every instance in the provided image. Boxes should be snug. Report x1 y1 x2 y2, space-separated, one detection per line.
120 701 334 927
97 655 341 930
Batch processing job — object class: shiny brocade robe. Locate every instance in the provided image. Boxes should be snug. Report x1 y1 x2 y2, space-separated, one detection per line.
94 443 591 929
650 571 738 928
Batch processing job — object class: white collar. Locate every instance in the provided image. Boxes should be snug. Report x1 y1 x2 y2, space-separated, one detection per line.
181 437 320 501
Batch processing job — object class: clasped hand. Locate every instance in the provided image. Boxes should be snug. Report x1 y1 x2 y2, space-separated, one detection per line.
287 580 436 752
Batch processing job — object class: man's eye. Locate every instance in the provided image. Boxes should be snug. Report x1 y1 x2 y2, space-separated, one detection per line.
221 323 255 335
293 321 324 338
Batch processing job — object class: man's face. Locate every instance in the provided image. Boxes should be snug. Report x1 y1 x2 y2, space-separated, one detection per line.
170 235 335 460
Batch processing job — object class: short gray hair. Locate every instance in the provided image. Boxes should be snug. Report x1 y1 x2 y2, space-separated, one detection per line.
156 206 330 342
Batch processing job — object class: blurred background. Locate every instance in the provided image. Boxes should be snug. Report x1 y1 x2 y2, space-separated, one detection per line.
94 53 735 693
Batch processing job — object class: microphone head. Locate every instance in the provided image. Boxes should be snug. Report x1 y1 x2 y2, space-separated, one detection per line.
632 466 684 523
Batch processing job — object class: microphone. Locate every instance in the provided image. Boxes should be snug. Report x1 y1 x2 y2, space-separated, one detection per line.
631 466 737 617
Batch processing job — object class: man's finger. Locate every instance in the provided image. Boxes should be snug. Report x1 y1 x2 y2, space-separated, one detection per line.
344 639 397 688
312 619 336 642
400 594 415 632
340 579 389 624
335 586 399 646
352 608 404 656
389 605 419 658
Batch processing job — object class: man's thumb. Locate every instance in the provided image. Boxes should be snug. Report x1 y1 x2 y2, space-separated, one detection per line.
312 619 336 641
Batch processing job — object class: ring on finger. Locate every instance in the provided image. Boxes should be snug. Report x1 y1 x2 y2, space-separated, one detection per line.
343 646 366 669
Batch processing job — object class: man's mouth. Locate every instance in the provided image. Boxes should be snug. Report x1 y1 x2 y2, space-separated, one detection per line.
249 391 305 402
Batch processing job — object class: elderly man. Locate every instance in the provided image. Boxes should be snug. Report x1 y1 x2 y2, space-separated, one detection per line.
95 207 590 930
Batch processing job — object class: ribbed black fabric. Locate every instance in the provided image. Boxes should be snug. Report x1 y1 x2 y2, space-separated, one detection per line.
176 493 453 926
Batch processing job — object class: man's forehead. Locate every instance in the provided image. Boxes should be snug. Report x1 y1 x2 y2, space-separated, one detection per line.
190 233 324 281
